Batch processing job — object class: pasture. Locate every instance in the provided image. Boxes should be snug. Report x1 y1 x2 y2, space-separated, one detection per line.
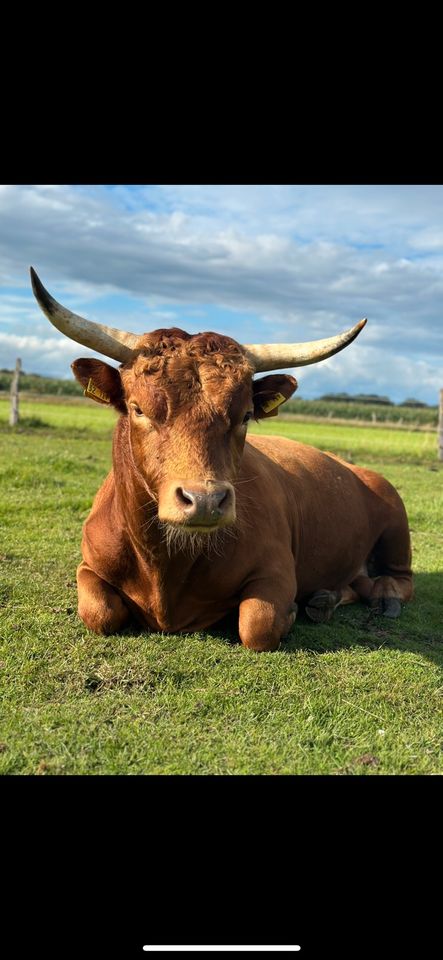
1 396 442 775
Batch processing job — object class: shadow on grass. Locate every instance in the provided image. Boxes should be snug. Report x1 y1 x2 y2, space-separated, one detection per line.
283 571 443 668
198 571 443 667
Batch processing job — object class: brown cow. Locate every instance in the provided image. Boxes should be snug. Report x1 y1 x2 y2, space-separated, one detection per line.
30 268 413 651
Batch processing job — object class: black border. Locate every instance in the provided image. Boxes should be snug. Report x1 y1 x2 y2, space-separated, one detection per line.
3 80 441 959
3 777 441 959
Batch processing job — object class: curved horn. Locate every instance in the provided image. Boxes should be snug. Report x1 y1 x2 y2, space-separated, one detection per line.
243 318 367 372
30 267 142 363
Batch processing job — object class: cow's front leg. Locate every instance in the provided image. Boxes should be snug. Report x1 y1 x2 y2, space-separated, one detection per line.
77 561 130 635
239 579 297 652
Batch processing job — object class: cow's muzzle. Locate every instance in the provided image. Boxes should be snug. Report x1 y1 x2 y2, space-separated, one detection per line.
158 481 236 530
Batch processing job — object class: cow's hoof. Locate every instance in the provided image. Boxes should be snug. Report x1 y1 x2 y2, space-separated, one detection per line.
305 590 340 623
282 605 298 638
382 597 402 618
369 596 402 618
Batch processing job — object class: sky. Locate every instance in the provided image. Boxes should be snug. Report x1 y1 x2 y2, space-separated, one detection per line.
0 183 442 403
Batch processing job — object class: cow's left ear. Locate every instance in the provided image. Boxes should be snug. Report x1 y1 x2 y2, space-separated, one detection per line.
71 358 126 412
253 374 298 419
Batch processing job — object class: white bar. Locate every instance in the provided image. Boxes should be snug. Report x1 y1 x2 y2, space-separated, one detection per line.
143 948 301 953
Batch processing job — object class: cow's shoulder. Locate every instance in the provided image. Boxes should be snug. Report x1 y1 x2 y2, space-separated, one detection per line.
82 470 132 580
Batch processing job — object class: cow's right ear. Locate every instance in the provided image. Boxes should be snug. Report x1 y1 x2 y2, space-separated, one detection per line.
71 358 126 412
252 373 298 419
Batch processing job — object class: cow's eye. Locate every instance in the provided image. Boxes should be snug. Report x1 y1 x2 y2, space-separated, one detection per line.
132 405 144 417
243 411 253 424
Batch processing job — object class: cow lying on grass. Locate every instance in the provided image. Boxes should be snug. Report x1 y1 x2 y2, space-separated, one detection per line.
31 268 413 651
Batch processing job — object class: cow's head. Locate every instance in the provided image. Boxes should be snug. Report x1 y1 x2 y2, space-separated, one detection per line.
30 267 366 542
69 331 298 534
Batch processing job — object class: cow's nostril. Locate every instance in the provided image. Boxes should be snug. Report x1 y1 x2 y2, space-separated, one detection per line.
176 487 195 508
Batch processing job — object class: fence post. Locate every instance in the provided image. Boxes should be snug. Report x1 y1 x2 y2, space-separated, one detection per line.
439 389 443 461
9 357 21 426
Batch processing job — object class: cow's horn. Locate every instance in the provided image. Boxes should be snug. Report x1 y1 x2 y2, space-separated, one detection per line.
243 318 367 372
30 267 142 363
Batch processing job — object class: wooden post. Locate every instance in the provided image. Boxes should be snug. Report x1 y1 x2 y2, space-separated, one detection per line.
439 389 443 461
9 357 21 426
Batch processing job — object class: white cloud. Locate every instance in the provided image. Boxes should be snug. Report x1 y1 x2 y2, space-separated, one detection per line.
0 184 442 402
295 345 443 403
0 330 107 378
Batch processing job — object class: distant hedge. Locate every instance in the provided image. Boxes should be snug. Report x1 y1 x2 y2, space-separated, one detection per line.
0 371 83 396
284 398 438 426
319 392 394 405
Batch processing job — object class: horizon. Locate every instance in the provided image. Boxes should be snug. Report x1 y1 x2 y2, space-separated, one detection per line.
0 365 436 407
1 184 442 405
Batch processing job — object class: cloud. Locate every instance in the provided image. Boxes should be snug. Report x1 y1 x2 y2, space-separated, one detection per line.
0 184 442 403
293 345 443 403
0 330 100 375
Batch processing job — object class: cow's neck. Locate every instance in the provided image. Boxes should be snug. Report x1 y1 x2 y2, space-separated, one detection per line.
112 435 233 629
108 418 252 630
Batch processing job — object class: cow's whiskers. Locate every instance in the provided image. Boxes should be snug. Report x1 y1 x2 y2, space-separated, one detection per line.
159 522 237 559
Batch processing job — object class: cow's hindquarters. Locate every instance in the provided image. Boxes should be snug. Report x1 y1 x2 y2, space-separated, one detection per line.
304 473 414 622
347 463 413 616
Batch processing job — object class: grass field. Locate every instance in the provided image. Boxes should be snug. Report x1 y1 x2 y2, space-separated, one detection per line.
1 396 442 775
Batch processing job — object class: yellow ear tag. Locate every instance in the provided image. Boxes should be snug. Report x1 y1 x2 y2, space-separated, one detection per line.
84 378 111 404
261 391 286 414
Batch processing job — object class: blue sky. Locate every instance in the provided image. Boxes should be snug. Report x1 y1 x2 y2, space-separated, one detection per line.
0 184 442 402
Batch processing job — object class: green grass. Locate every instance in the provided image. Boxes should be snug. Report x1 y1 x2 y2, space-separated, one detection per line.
1 397 442 775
